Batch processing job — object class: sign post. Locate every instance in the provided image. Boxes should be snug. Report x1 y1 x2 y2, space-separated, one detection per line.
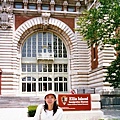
58 94 91 111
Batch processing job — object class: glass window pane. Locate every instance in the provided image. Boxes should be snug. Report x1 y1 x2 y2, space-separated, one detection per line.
15 2 23 9
48 83 52 90
27 51 31 57
32 50 36 57
42 4 49 10
64 77 67 81
54 45 57 49
32 83 36 91
32 40 36 45
54 40 57 46
54 78 58 81
54 83 58 91
59 83 63 91
22 42 26 57
32 77 36 81
38 83 42 91
59 52 62 57
54 35 57 57
38 46 42 53
68 6 75 12
38 33 42 53
48 64 52 72
27 64 31 72
48 78 52 81
22 63 26 72
58 39 62 57
43 64 47 72
32 36 36 57
38 64 42 72
28 3 36 9
55 5 62 11
38 41 42 45
32 64 36 72
59 64 62 72
27 38 31 57
44 48 46 53
63 53 67 58
63 44 67 58
27 77 31 81
59 77 62 81
43 83 47 91
64 64 67 72
43 77 47 81
22 77 26 81
54 64 57 72
39 77 42 81
43 32 47 45
64 83 67 91
54 50 57 57
22 83 26 92
27 83 31 92
59 45 62 49
48 33 52 42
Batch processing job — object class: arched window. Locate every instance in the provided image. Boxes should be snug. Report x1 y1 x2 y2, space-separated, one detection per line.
21 32 68 93
22 77 36 92
22 32 67 58
38 77 52 91
54 77 67 92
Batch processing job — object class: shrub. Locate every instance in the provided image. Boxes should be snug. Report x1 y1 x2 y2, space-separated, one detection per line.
28 105 38 117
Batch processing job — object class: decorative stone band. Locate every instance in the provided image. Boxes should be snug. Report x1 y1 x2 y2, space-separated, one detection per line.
14 16 76 48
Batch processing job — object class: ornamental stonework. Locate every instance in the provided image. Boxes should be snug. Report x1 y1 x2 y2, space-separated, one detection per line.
0 0 13 30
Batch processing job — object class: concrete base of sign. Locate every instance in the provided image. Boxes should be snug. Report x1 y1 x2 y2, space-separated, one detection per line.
63 110 104 120
27 110 103 120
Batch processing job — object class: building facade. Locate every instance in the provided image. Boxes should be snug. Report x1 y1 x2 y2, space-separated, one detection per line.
0 0 115 96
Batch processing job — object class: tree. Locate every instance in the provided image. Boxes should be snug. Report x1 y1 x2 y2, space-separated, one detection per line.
105 55 120 88
77 0 120 88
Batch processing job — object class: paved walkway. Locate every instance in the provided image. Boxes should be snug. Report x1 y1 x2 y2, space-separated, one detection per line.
102 109 120 120
0 108 28 120
0 108 120 120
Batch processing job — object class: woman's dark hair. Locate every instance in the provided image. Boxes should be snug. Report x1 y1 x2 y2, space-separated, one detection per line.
44 94 58 116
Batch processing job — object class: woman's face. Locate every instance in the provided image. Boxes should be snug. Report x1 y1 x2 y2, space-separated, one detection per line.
45 94 56 106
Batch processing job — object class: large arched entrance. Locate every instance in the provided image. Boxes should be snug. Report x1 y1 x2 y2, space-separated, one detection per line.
14 16 76 95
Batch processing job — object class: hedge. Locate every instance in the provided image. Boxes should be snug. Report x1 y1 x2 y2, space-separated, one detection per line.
28 105 38 117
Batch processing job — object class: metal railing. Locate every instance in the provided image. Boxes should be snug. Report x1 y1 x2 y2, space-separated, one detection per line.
76 88 96 94
101 88 120 109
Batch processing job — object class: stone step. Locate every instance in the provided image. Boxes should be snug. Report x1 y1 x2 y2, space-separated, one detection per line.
0 96 44 108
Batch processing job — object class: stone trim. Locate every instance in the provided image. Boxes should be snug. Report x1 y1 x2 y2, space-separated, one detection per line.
14 16 76 50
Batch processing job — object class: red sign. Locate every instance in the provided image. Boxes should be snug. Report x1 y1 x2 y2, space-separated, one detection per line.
58 94 91 111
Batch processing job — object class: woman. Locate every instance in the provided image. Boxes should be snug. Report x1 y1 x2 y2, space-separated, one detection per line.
33 90 63 120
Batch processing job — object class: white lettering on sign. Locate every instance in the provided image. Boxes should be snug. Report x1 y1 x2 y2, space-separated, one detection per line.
78 97 88 100
80 101 88 103
69 97 88 101
69 101 81 104
69 97 77 100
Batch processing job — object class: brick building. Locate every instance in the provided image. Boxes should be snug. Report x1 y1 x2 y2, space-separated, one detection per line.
0 0 115 96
